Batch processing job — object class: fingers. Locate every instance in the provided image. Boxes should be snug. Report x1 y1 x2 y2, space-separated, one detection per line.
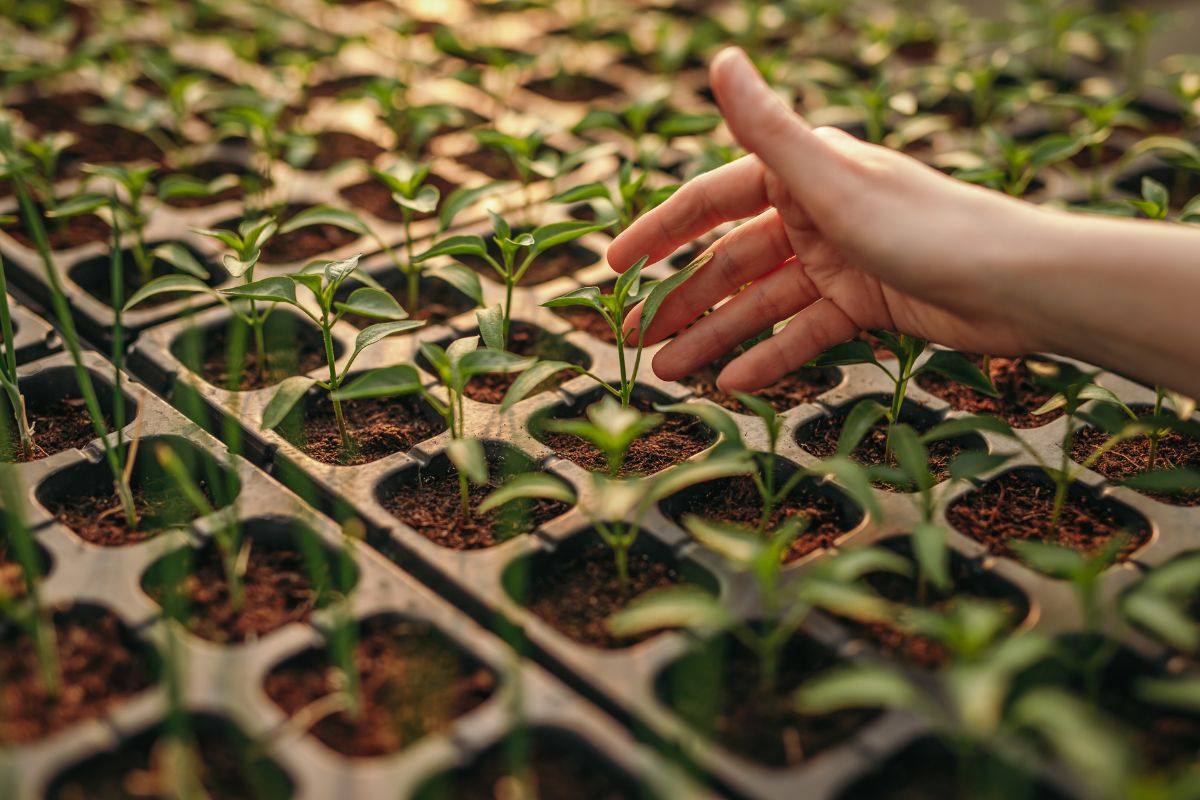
622 209 793 346
650 257 821 382
709 47 845 207
607 155 770 272
716 298 859 392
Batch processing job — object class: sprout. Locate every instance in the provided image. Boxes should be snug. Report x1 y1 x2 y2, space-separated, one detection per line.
955 127 1087 197
572 94 720 171
549 160 678 233
1122 551 1200 655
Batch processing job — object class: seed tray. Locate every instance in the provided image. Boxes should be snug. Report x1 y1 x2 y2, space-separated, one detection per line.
2 293 58 365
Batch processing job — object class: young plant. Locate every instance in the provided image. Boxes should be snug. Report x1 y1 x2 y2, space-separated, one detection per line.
809 335 998 461
549 159 679 233
955 127 1087 197
349 78 474 158
414 210 609 348
331 335 535 512
0 130 75 214
572 95 720 171
1122 551 1200 656
503 252 709 410
610 517 908 693
237 254 425 457
0 251 34 460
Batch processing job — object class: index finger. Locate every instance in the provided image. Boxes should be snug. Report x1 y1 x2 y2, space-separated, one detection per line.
607 154 769 272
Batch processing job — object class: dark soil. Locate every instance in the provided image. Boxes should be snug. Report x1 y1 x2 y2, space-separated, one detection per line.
415 731 644 800
281 394 445 466
160 161 268 209
1071 408 1200 506
339 275 476 330
174 316 327 391
47 478 216 547
220 205 359 265
0 397 108 462
454 322 587 405
521 543 682 649
460 237 599 285
455 146 559 182
0 607 154 743
11 91 103 132
916 356 1063 428
48 718 292 800
524 74 620 102
11 92 164 166
681 353 839 413
262 617 495 758
535 395 714 476
659 633 877 767
307 74 373 98
662 473 859 563
70 245 221 309
2 208 109 250
147 541 319 644
797 402 979 491
382 466 570 549
945 470 1151 563
301 130 385 171
338 172 459 223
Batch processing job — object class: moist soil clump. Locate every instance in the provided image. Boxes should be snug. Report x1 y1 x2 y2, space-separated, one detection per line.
0 608 153 743
338 172 458 223
536 395 713 476
2 208 109 250
282 394 445 466
176 319 327 391
1 397 109 462
1071 409 1200 506
663 474 858 563
302 130 385 171
660 633 877 767
148 542 319 644
48 479 216 547
383 467 570 549
458 322 586 404
916 356 1063 428
338 275 475 329
523 543 681 648
945 470 1150 562
263 617 495 757
681 353 839 413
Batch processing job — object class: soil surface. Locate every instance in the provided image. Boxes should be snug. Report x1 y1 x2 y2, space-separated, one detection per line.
0 396 108 462
0 607 154 743
798 402 979 491
281 394 444 466
2 208 109 250
13 90 164 166
522 543 682 648
552 301 618 343
338 275 475 330
524 74 620 102
454 322 587 405
681 354 839 413
455 148 549 181
460 237 599 285
263 617 495 757
945 470 1151 562
174 317 327 391
535 395 714 476
660 633 877 767
302 130 385 171
1071 408 1200 506
382 466 570 549
338 172 459 223
147 541 319 644
416 732 642 800
662 473 859 562
48 477 216 547
916 356 1063 428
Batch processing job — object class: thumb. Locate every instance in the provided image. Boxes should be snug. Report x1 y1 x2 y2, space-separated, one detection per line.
710 47 844 202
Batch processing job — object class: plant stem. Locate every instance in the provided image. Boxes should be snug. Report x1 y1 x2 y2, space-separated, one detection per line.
884 375 909 464
404 216 418 310
614 539 630 594
1148 386 1165 473
0 270 35 459
1049 475 1068 536
503 278 514 346
322 320 352 453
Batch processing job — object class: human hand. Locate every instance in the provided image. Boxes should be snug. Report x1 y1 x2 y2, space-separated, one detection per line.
609 47 1058 392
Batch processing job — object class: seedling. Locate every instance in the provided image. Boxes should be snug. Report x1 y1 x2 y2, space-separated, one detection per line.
413 210 609 348
1051 91 1145 199
611 517 908 692
208 90 314 204
572 94 720 171
226 254 426 457
346 78 474 157
332 335 534 512
549 160 678 232
503 252 709 410
1122 551 1200 655
809 335 998 461
955 127 1087 197
0 252 34 460
0 130 74 214
546 397 663 478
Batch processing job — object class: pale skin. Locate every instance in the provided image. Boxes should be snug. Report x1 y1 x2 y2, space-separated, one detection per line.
611 47 1200 400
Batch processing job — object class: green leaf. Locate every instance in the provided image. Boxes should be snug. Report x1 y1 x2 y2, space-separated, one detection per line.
393 184 439 215
733 392 778 428
458 349 535 379
922 414 1017 442
809 340 880 368
475 303 505 352
44 192 107 218
837 399 888 456
331 365 424 401
150 242 210 279
530 220 610 255
646 454 755 504
500 360 585 411
335 287 408 320
638 251 711 338
948 451 1012 482
542 286 606 315
414 234 489 262
1142 176 1170 212
447 438 487 485
1136 676 1200 712
1028 134 1086 169
614 254 646 304
221 276 298 306
654 401 743 452
1010 688 1132 794
279 205 368 235
123 274 218 311
262 376 316 431
654 111 721 138
1009 540 1084 578
889 424 931 490
221 253 258 279
351 320 425 360
550 182 611 204
323 254 362 286
1123 592 1199 652
1118 467 1200 492
682 515 764 566
912 521 951 592
440 183 506 231
477 473 576 514
427 262 484 307
813 456 882 522
606 586 730 637
794 664 919 715
921 350 998 397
